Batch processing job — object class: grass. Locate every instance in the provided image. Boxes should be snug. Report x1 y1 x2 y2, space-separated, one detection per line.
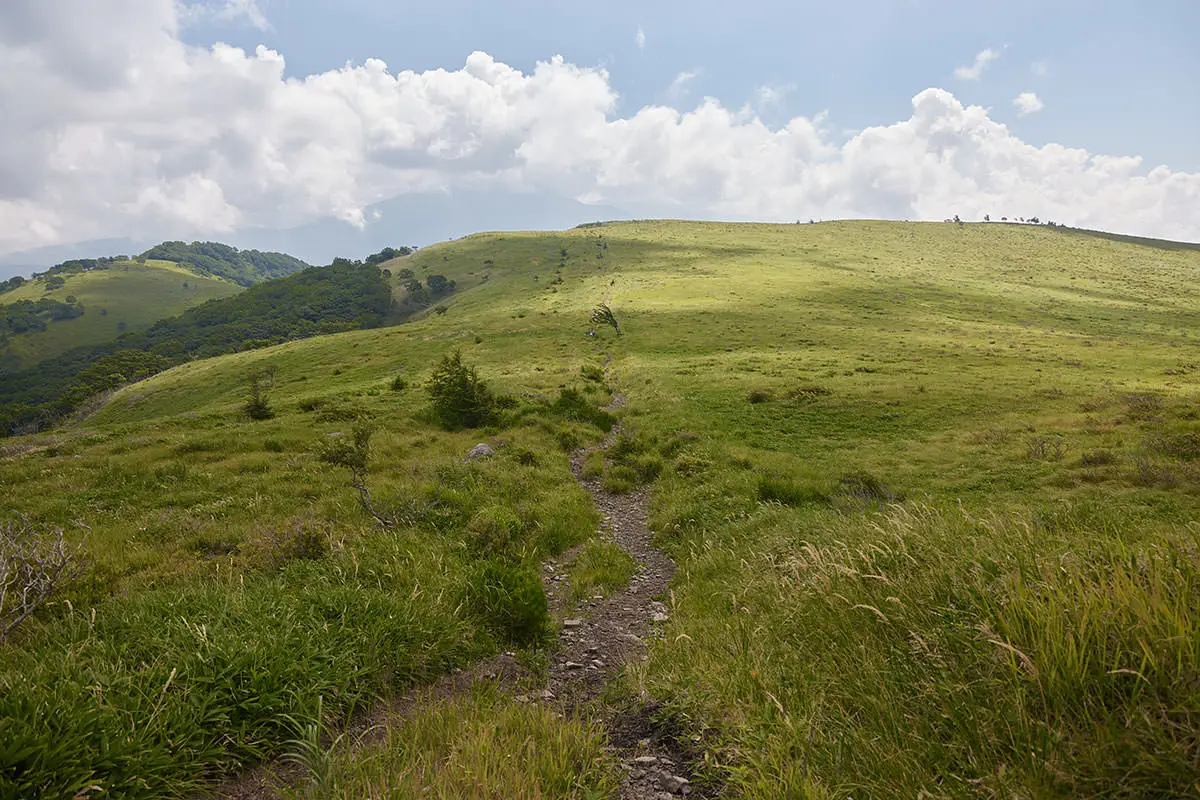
303 684 616 799
566 539 638 606
0 259 241 370
3 220 1200 796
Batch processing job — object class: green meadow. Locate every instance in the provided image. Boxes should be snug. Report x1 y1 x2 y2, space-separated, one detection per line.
2 220 1199 797
0 259 241 370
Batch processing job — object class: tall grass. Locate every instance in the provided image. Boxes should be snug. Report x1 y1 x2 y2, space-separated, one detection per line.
313 684 617 799
641 496 1200 797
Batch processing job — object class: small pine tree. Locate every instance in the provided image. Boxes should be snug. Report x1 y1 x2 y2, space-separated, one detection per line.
426 351 495 429
244 372 274 420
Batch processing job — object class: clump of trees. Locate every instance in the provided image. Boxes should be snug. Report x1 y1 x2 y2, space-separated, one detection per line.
1 298 85 335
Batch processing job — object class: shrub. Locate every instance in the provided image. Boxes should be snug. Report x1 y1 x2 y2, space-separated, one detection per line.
747 389 773 404
604 465 639 494
467 560 548 647
834 471 900 507
551 387 615 432
757 475 827 507
1078 449 1117 467
390 375 407 392
1 518 87 642
426 351 496 430
243 372 274 421
580 364 605 383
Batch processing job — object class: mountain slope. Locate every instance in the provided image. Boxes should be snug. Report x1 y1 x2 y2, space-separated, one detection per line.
0 259 241 372
3 221 1200 797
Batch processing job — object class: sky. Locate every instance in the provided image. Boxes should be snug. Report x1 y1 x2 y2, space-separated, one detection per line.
1 0 1198 275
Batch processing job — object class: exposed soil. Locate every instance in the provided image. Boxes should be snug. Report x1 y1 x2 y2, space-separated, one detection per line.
210 388 709 799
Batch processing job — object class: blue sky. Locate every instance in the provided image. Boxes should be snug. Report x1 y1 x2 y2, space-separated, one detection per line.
186 0 1200 170
0 0 1197 275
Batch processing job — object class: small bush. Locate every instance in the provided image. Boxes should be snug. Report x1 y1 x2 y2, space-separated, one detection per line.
244 373 274 421
555 428 582 452
551 387 615 432
1144 431 1200 461
673 452 712 476
757 475 827 507
1122 392 1163 420
467 560 549 647
580 364 605 383
580 451 605 479
263 439 285 453
1026 435 1068 462
1 518 87 642
427 351 496 430
247 518 332 570
1078 449 1117 467
747 389 773 404
389 375 407 392
298 398 325 413
604 465 640 494
834 471 900 507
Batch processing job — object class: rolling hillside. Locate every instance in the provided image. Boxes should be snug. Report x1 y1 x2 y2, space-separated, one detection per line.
2 221 1200 798
0 244 311 373
0 259 241 372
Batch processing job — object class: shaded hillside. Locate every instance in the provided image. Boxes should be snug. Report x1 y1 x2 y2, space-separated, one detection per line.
0 259 392 434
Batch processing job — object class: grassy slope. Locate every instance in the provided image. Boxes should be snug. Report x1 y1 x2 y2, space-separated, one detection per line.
0 260 241 370
3 220 1200 797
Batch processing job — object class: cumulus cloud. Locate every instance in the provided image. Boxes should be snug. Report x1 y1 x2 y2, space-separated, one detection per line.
954 47 1001 80
635 25 646 51
1 0 1199 256
1013 92 1044 116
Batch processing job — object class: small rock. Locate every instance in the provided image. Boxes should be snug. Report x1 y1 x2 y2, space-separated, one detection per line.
563 618 583 628
658 774 690 794
591 659 606 668
651 612 670 623
515 694 529 703
463 443 496 461
539 689 556 700
564 661 585 670
633 755 658 765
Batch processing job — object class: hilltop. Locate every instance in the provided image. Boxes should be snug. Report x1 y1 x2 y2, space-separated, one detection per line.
2 221 1199 798
0 244 310 373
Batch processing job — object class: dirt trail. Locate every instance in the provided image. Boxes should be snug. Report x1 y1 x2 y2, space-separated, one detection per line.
213 389 706 799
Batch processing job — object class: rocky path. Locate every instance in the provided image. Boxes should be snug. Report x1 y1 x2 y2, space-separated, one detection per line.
215 391 706 799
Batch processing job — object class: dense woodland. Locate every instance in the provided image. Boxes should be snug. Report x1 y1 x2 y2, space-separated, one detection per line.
137 242 310 285
0 260 394 435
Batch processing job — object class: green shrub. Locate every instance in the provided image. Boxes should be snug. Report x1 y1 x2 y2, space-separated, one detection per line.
757 475 827 506
604 465 639 494
467 560 549 647
426 351 496 430
580 364 605 383
747 389 773 404
389 375 407 392
550 387 615 432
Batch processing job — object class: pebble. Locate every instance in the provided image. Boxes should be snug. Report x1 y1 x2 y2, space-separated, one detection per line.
564 661 584 670
633 755 658 765
563 618 583 628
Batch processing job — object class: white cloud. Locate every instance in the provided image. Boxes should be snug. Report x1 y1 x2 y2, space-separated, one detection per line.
178 0 269 30
667 70 700 98
1 1 1199 255
1013 92 1044 116
954 47 1001 80
635 25 646 52
754 83 796 109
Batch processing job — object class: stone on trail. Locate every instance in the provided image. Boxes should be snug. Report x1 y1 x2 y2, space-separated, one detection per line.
563 617 583 628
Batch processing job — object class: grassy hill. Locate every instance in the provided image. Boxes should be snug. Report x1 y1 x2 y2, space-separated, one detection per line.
3 221 1200 797
0 259 241 372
